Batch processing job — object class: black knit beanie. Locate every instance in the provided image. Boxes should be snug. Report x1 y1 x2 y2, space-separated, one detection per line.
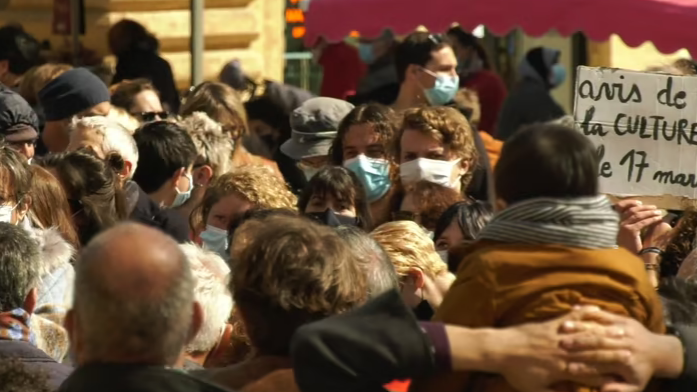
38 68 110 121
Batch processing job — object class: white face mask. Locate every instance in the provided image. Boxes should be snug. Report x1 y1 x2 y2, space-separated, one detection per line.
0 203 17 224
399 158 462 189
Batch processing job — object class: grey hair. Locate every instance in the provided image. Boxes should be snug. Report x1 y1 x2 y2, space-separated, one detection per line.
335 226 399 298
69 116 140 178
73 227 194 364
180 244 233 354
0 223 42 311
179 112 234 177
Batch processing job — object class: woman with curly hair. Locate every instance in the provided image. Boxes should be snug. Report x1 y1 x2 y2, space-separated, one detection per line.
191 165 297 258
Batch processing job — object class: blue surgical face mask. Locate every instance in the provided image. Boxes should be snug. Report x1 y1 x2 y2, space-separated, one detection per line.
550 63 566 88
344 155 391 202
422 70 459 106
200 225 229 259
171 172 193 208
358 43 375 64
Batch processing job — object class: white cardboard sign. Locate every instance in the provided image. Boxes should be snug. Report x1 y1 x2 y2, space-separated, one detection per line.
574 66 697 204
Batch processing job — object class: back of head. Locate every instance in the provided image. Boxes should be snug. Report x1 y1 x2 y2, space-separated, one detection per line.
73 223 195 364
0 25 40 78
371 220 445 279
0 140 32 206
335 225 399 298
28 165 80 249
181 82 248 141
108 19 154 56
179 111 234 177
69 116 139 177
0 222 41 311
18 63 72 106
179 244 233 354
395 32 449 84
434 200 493 243
495 123 598 204
41 149 127 245
132 120 197 193
230 214 367 355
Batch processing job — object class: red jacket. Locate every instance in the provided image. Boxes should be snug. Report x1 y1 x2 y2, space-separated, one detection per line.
319 42 366 100
462 70 507 136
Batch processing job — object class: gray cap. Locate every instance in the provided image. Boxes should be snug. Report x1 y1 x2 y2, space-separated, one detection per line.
280 97 354 160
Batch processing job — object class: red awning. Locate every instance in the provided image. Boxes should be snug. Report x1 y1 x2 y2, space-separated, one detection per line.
305 0 697 54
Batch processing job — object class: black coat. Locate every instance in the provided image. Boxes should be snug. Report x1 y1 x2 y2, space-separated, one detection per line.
58 363 232 392
127 182 189 243
0 340 72 390
496 78 565 141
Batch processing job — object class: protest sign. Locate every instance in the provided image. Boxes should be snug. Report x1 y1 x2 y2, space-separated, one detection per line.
574 66 697 209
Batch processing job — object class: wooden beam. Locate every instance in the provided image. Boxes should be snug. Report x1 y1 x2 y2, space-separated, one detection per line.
158 33 258 53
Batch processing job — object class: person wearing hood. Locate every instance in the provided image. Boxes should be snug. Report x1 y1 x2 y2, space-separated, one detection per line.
495 47 566 140
109 19 180 113
349 30 399 106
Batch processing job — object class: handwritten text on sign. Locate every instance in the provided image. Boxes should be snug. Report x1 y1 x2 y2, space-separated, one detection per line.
574 66 697 199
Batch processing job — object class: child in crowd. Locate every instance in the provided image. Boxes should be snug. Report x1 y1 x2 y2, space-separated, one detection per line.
411 123 664 392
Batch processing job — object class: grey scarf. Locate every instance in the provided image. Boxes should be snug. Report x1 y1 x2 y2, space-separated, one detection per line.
479 195 619 249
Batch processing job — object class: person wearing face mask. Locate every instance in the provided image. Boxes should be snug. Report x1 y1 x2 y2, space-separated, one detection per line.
191 166 298 258
496 46 567 141
446 27 507 136
371 220 455 321
396 107 478 199
349 30 400 106
392 32 460 111
330 103 398 226
280 97 354 181
131 121 197 241
298 166 373 230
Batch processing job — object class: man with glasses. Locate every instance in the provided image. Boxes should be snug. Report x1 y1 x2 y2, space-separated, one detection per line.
0 83 39 161
392 32 459 112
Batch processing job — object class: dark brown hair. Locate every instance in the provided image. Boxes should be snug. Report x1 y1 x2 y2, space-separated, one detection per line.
495 123 598 204
298 166 373 231
330 103 398 166
41 150 128 246
28 165 80 250
230 214 367 356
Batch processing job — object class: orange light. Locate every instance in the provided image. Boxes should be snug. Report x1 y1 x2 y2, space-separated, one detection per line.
292 26 306 38
349 30 360 38
290 0 301 3
285 8 305 23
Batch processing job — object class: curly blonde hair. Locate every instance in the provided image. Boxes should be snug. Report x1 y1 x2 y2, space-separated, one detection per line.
371 220 446 279
179 112 235 177
395 106 478 188
192 165 297 232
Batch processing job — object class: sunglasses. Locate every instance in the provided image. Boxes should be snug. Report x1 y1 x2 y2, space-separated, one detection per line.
137 111 169 122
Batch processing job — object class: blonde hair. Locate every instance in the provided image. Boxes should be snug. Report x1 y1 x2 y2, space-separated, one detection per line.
181 82 248 141
371 220 446 278
105 107 141 135
19 63 73 106
191 165 297 232
179 112 234 177
396 106 479 188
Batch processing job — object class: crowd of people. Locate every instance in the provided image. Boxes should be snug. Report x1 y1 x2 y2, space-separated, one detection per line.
1 19 697 392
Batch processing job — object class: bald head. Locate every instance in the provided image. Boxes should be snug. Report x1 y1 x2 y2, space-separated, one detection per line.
70 223 196 365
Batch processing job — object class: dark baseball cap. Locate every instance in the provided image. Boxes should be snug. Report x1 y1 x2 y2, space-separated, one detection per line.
0 84 39 142
0 25 41 76
280 97 354 160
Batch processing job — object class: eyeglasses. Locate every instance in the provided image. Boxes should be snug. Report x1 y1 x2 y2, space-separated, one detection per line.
138 111 169 122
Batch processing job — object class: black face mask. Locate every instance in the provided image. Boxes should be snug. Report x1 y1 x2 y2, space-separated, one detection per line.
306 209 360 228
412 299 435 321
